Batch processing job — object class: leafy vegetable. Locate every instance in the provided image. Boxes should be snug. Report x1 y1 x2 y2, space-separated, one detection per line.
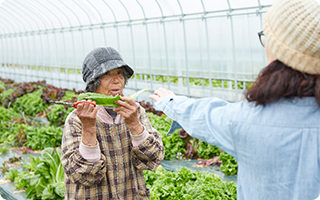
78 92 121 107
14 148 65 199
147 112 186 160
0 146 8 153
219 151 238 176
0 122 29 146
63 106 74 123
194 140 221 159
0 105 20 122
13 90 48 116
78 88 148 107
24 125 63 150
13 171 31 190
0 80 6 90
144 165 237 199
62 90 78 101
1 81 47 109
4 169 19 180
47 104 66 127
0 88 15 106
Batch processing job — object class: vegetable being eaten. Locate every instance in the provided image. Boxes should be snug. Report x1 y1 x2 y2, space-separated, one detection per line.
77 88 148 107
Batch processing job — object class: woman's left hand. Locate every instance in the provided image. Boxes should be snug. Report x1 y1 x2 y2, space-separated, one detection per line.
114 96 143 135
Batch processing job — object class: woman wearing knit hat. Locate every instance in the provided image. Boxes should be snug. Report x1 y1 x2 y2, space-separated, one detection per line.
150 0 320 199
61 47 164 199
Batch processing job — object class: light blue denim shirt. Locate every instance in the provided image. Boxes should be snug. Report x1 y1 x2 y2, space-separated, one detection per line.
155 96 320 200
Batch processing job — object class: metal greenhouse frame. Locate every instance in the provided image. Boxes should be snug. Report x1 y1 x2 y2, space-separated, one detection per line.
0 0 274 102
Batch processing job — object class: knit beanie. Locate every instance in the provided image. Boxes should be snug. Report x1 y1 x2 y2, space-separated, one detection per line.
263 0 320 74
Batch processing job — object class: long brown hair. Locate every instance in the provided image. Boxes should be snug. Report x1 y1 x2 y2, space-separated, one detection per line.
246 60 320 106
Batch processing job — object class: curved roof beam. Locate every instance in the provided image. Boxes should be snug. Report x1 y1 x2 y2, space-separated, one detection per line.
35 0 65 28
176 0 185 17
0 14 25 65
100 0 120 49
11 1 50 67
226 0 233 12
86 0 104 24
154 0 165 19
26 0 56 30
72 0 94 26
101 0 117 23
35 0 67 65
0 18 13 66
0 22 8 34
86 0 107 46
0 17 16 34
200 0 206 14
57 0 82 27
135 0 147 20
26 2 61 65
0 3 15 34
118 0 132 22
1 4 32 33
8 1 42 32
257 0 262 9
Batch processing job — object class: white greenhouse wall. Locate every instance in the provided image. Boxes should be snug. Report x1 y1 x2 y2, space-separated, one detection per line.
0 0 274 103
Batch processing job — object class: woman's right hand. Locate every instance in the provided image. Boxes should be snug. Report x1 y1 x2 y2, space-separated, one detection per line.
76 99 99 146
76 99 99 129
149 88 176 102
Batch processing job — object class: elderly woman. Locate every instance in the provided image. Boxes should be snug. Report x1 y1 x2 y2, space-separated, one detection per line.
151 0 320 199
61 47 164 200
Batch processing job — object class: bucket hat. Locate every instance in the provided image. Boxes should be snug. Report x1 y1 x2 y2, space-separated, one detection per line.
82 47 134 85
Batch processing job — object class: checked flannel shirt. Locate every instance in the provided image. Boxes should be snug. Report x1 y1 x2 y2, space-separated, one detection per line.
61 104 164 200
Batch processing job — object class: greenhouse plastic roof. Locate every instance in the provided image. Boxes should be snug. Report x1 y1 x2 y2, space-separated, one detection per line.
0 0 275 35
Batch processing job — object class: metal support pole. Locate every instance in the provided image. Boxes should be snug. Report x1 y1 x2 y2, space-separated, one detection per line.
155 0 170 90
25 1 53 66
9 1 44 82
0 7 31 82
56 0 85 60
227 0 238 101
0 20 12 76
177 0 190 96
101 0 119 48
119 0 138 93
86 0 107 46
200 0 213 96
136 0 153 92
35 0 67 87
72 0 95 48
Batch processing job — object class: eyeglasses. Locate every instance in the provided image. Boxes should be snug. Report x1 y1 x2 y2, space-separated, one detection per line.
258 31 265 47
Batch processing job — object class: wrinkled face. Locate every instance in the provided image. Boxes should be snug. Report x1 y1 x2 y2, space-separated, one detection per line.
96 68 125 96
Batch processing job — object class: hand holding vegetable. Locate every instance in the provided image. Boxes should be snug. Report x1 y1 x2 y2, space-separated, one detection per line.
77 88 148 107
114 96 144 135
150 88 176 102
76 99 99 146
76 89 149 137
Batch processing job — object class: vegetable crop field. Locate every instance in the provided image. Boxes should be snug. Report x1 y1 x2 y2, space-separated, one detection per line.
0 77 237 200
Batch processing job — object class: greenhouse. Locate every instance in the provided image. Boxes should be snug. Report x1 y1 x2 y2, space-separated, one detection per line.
0 0 274 102
1 0 320 199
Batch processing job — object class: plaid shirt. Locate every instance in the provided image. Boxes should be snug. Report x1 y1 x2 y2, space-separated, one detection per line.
61 105 164 200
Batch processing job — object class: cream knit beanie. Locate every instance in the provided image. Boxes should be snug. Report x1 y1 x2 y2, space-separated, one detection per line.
263 0 320 74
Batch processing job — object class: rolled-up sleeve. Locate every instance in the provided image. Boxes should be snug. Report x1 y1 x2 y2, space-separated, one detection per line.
61 111 107 187
131 106 165 171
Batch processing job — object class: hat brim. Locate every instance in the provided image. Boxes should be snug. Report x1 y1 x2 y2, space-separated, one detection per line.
89 60 134 84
